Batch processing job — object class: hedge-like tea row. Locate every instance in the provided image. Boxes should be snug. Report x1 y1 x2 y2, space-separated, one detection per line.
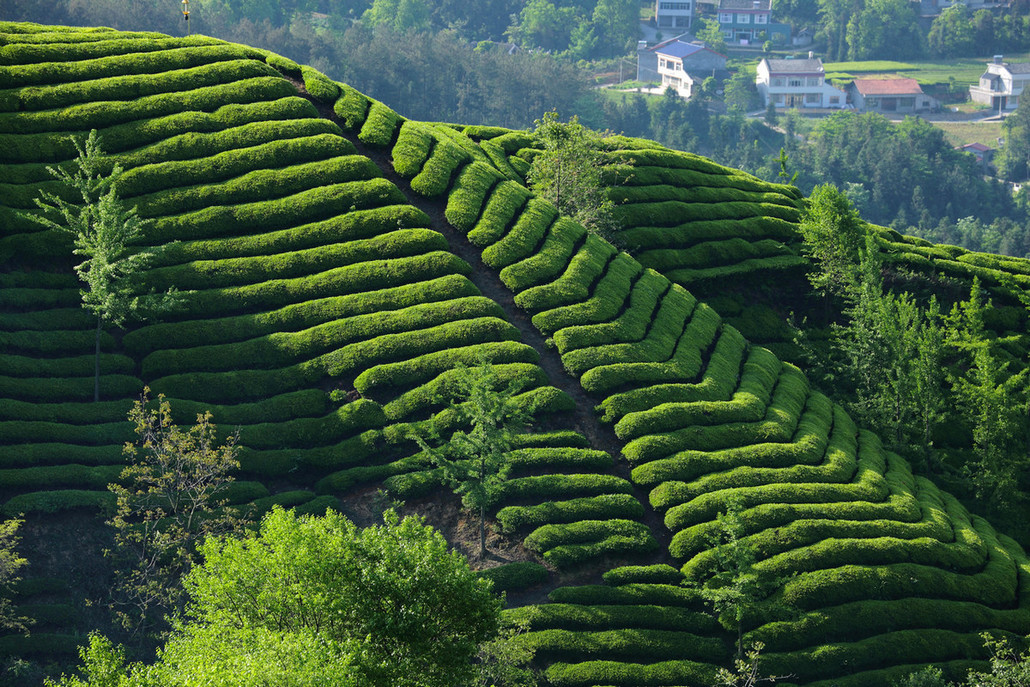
499 218 586 293
515 235 617 314
382 362 547 421
126 272 467 355
612 183 802 208
358 100 402 147
0 352 134 379
507 601 715 633
467 180 532 247
522 627 727 663
445 162 504 232
481 198 557 270
0 59 280 114
0 34 227 66
0 374 142 403
1 489 115 516
531 253 640 337
410 139 468 199
639 237 797 272
544 658 717 687
496 494 642 533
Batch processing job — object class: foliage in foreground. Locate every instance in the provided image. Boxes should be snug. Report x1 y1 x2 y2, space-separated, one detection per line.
48 507 524 687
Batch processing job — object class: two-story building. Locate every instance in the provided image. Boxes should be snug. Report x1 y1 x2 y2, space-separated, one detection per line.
717 0 791 45
655 0 693 32
638 38 727 87
969 55 1030 111
847 78 938 113
756 56 846 109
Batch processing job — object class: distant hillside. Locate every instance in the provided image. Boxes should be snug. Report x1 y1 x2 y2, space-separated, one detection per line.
3 21 1030 686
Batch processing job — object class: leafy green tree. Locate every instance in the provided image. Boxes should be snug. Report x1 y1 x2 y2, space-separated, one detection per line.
1000 95 1030 181
362 0 432 33
696 17 727 54
411 362 537 558
107 389 243 639
528 111 619 241
505 0 577 51
798 183 866 299
32 130 173 402
724 70 758 115
947 281 1029 513
691 500 789 661
591 0 636 57
927 3 975 57
49 508 519 687
0 519 27 634
844 0 921 59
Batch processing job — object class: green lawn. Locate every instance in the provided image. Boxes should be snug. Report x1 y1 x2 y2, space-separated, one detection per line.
824 55 1030 87
932 120 1004 147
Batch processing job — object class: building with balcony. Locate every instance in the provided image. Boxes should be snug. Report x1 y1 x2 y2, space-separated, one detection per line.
969 55 1030 111
756 56 846 109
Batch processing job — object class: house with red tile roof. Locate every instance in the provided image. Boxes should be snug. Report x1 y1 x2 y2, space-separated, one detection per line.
847 78 938 114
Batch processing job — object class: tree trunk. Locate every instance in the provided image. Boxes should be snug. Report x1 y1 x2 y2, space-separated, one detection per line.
94 315 102 403
479 503 486 559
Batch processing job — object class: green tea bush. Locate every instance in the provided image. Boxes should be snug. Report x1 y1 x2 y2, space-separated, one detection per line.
0 352 134 379
491 130 537 154
0 444 122 468
515 235 617 314
531 254 640 336
499 218 585 292
613 183 801 208
0 76 297 135
602 564 683 586
126 272 465 355
0 43 261 89
141 294 497 378
497 494 642 533
354 340 539 395
543 531 659 568
525 519 654 553
478 139 522 181
0 34 224 65
333 83 370 131
481 198 557 269
544 658 717 686
0 373 141 403
1 489 115 516
119 133 356 198
299 64 339 103
667 255 809 286
163 252 470 319
496 474 633 502
507 601 715 633
382 362 546 421
524 628 725 662
0 327 111 356
0 418 131 445
549 582 704 608
0 59 279 113
466 180 532 247
505 447 612 475
478 561 549 594
0 397 131 423
238 399 386 450
445 162 504 231
392 121 433 178
597 325 746 422
0 464 121 490
410 139 468 198
638 237 796 273
358 100 402 147
553 270 668 355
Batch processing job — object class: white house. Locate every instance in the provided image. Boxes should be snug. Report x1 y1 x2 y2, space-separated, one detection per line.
848 78 938 113
756 56 846 109
969 55 1030 111
655 42 699 97
655 0 693 32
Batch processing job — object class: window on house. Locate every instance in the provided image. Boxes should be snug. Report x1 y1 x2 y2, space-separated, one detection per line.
658 15 672 25
675 15 689 25
829 96 840 104
719 12 732 21
659 58 666 68
788 78 803 87
737 13 750 22
772 77 784 87
900 97 914 107
805 93 820 103
773 93 784 103
808 77 821 86
755 13 768 22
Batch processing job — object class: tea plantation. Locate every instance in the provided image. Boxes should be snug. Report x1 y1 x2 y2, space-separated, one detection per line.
2 21 1030 685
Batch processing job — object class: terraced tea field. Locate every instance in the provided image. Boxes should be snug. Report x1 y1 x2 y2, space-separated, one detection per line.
3 20 1030 685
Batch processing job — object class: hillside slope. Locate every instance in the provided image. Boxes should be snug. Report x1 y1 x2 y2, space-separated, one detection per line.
2 21 1030 686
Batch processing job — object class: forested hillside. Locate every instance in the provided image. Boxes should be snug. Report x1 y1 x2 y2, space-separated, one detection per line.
2 21 1030 686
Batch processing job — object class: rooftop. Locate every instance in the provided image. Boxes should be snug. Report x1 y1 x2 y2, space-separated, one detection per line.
655 40 716 59
719 0 771 9
851 78 924 95
763 58 823 73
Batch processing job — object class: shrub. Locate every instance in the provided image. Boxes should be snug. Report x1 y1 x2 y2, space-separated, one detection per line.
497 494 643 533
543 532 659 568
515 235 617 313
410 139 469 198
300 65 340 103
549 582 704 607
358 100 403 147
531 253 640 336
467 181 532 247
481 198 557 269
238 399 386 450
496 474 634 503
383 362 547 421
392 121 434 178
544 658 717 686
499 218 585 293
523 628 726 663
506 602 717 633
445 162 505 231
602 564 683 586
333 83 370 130
1 489 115 516
478 561 549 594
0 373 141 403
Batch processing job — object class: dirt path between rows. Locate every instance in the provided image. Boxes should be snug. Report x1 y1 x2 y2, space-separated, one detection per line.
288 79 676 594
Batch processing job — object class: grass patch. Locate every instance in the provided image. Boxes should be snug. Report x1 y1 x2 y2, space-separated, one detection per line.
824 56 1018 87
933 121 1003 147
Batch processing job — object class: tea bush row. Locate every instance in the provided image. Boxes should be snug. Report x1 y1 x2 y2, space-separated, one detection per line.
500 218 585 293
496 493 642 533
523 628 726 663
531 253 640 337
544 657 717 687
445 162 504 231
358 101 402 147
466 181 531 247
514 235 617 314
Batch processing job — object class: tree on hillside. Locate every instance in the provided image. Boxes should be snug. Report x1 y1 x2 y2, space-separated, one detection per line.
107 389 244 640
362 0 432 33
927 3 975 56
528 111 619 241
591 0 637 57
0 519 27 634
32 130 175 402
410 362 537 558
999 95 1030 181
49 508 527 687
797 183 866 299
695 17 727 55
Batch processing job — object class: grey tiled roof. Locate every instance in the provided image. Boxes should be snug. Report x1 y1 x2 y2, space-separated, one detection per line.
764 58 823 73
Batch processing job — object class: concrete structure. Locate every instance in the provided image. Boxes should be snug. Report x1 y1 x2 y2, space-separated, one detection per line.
655 0 693 32
756 56 846 108
957 142 994 170
847 78 938 113
970 55 1030 111
717 0 791 45
638 38 727 84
